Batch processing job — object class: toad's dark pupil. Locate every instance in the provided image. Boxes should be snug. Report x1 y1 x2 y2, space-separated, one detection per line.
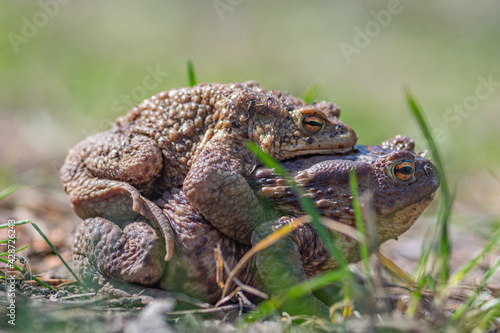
304 119 321 127
397 166 413 175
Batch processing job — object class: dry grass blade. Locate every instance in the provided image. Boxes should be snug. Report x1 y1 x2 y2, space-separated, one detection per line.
221 215 311 298
318 217 362 242
24 278 74 287
214 244 225 289
377 252 416 288
214 244 268 305
167 304 241 316
59 293 97 300
235 284 268 301
215 289 240 308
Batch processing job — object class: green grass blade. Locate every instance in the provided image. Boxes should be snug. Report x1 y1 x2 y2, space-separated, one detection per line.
302 83 320 104
405 277 427 317
286 269 347 299
0 257 54 290
0 184 18 200
29 221 83 286
244 297 283 323
473 299 500 331
247 269 348 322
187 59 197 87
405 89 452 286
246 141 348 271
485 166 500 182
0 238 18 244
246 141 355 311
246 142 288 177
0 244 30 255
405 89 446 178
0 220 30 229
450 255 500 321
446 222 500 289
349 169 369 265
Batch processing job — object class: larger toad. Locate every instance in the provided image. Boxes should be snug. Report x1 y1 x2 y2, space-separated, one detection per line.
72 136 438 316
61 81 357 260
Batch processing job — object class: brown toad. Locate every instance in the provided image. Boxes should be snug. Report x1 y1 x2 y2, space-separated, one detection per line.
61 81 357 260
72 136 438 316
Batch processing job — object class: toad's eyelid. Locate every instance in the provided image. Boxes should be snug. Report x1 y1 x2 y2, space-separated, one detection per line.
391 159 414 170
396 160 413 169
299 108 327 119
387 154 414 163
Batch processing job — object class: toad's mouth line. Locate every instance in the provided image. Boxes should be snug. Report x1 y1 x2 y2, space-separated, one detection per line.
282 146 356 158
380 193 436 221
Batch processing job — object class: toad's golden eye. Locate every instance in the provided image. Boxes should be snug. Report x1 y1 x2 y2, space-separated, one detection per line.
301 115 324 133
392 160 415 182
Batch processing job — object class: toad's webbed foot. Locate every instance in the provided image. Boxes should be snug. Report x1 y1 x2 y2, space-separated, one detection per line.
60 131 174 260
73 217 166 288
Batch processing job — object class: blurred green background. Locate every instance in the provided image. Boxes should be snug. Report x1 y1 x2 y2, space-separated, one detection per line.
1 0 499 213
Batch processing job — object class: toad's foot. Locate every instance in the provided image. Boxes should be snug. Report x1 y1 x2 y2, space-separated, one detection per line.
60 131 174 260
73 217 166 287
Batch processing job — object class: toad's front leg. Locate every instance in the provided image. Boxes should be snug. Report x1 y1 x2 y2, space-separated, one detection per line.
60 130 174 260
183 133 266 244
